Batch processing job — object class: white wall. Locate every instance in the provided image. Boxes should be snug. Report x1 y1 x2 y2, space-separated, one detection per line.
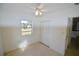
1 27 21 52
40 17 68 55
41 4 79 55
40 4 79 55
0 3 79 55
1 26 41 52
0 4 41 52
0 29 4 55
0 4 4 55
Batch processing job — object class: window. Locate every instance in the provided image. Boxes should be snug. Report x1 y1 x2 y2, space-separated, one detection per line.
21 20 32 36
72 17 79 31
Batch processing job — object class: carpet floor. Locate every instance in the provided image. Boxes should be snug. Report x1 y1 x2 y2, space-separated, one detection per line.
6 42 62 56
65 40 79 56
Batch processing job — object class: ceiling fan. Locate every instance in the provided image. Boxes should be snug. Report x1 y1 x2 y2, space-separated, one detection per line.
33 3 46 16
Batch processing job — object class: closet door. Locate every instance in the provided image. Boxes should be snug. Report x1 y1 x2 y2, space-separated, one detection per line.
41 18 67 55
41 21 55 48
41 22 50 47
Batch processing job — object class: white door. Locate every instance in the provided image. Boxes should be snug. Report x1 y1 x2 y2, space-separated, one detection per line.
41 22 50 47
65 18 72 49
41 18 68 55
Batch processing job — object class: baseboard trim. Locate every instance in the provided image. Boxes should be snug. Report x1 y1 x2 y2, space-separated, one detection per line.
39 42 49 48
4 48 20 56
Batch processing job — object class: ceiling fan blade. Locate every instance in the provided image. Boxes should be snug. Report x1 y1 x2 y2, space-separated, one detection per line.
41 9 46 12
38 4 44 9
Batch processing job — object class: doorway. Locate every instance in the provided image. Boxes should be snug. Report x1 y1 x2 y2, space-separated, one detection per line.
65 17 79 56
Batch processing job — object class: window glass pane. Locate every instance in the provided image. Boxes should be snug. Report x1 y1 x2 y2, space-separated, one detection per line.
21 20 32 36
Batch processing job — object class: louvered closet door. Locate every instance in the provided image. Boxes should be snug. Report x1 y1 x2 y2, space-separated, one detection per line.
41 18 68 55
41 22 50 47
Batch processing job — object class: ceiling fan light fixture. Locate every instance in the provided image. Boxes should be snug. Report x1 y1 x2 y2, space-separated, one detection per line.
34 4 45 16
35 9 43 16
39 11 43 15
35 10 39 16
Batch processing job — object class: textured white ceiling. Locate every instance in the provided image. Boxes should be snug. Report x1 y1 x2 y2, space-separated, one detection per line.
0 3 79 27
0 3 76 12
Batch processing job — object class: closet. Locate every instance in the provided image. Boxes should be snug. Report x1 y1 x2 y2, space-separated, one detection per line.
40 18 68 55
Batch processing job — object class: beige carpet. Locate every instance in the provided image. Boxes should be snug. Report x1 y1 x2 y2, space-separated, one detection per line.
6 42 62 56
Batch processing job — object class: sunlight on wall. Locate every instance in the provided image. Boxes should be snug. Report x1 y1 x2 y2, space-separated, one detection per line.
19 39 28 51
